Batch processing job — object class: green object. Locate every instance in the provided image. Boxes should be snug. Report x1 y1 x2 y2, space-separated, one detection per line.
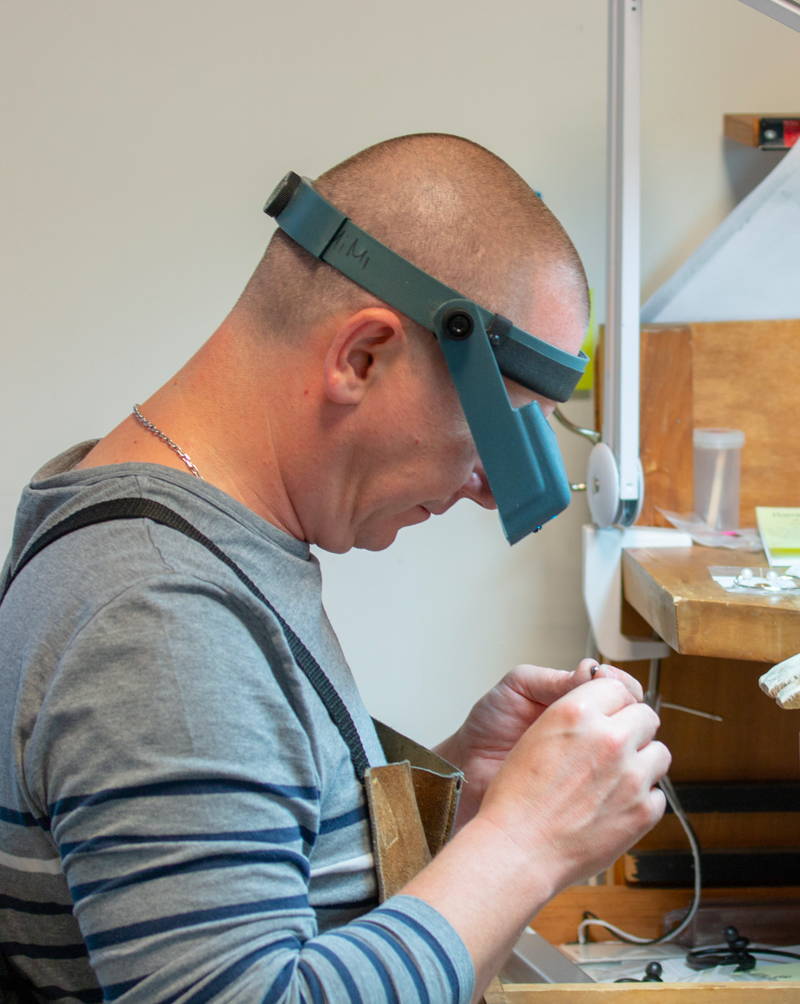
575 288 596 393
756 506 800 565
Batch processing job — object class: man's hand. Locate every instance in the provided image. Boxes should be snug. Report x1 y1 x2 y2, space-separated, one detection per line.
476 676 670 890
405 674 669 998
435 659 644 825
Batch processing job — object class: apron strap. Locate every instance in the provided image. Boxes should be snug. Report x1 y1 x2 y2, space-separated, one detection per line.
1 496 371 780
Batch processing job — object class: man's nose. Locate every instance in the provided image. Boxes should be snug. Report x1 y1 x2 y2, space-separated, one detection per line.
458 467 496 510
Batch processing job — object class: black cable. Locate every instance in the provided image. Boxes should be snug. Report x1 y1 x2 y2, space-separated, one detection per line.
687 926 800 972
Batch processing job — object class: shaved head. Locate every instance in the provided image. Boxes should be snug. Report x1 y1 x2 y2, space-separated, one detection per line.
240 133 588 341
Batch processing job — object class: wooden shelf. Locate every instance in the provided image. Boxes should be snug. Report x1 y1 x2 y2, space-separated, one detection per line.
621 545 800 662
724 113 799 149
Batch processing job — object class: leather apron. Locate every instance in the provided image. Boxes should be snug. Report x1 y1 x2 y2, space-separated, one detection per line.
367 719 463 901
368 720 507 1003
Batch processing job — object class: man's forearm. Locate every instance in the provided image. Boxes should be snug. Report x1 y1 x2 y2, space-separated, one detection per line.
417 676 671 999
401 815 559 1003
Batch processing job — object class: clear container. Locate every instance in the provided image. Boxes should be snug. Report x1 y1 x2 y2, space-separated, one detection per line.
693 428 745 530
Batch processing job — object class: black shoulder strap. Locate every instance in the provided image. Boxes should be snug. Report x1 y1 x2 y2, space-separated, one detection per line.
0 952 38 1004
2 497 370 780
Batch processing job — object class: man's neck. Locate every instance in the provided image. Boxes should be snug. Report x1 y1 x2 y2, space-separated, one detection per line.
74 322 308 542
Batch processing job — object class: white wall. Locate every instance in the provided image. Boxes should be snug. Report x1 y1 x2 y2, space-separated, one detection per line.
2 1 797 744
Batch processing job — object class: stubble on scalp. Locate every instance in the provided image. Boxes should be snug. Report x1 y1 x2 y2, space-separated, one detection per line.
240 133 588 342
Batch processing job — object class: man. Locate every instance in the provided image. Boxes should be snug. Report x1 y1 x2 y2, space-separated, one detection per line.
0 134 669 1002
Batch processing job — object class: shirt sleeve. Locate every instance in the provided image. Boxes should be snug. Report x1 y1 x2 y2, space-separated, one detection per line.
25 572 474 1003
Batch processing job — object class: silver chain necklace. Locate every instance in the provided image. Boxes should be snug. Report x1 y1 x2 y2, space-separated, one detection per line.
132 404 203 479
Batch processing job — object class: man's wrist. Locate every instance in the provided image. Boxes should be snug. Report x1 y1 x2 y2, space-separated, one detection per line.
464 813 562 906
432 730 467 770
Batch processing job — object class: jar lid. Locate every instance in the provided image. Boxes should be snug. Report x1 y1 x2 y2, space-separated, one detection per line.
693 427 745 449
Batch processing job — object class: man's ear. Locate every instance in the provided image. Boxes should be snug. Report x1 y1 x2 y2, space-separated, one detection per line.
322 307 407 405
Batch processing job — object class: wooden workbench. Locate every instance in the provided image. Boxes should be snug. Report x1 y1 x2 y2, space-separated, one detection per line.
622 545 800 663
489 983 800 1002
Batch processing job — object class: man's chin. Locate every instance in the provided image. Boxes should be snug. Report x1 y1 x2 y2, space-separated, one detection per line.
353 524 402 552
353 507 431 551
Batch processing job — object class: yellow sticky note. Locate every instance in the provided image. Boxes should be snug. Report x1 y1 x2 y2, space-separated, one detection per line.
756 506 800 565
574 287 596 393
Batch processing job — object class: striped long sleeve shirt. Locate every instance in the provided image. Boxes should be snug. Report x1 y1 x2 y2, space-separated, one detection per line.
0 445 474 1003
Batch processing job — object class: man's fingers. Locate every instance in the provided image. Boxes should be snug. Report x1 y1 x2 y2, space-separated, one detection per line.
510 660 644 710
630 739 672 796
646 740 673 784
509 664 589 707
573 658 601 684
645 783 668 826
570 659 644 702
581 660 644 702
608 700 662 753
558 675 640 716
507 662 646 718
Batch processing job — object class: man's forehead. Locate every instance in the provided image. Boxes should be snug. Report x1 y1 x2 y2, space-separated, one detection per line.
501 262 588 359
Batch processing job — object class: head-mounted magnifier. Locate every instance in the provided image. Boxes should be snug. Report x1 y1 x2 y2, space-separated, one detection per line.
264 171 588 544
